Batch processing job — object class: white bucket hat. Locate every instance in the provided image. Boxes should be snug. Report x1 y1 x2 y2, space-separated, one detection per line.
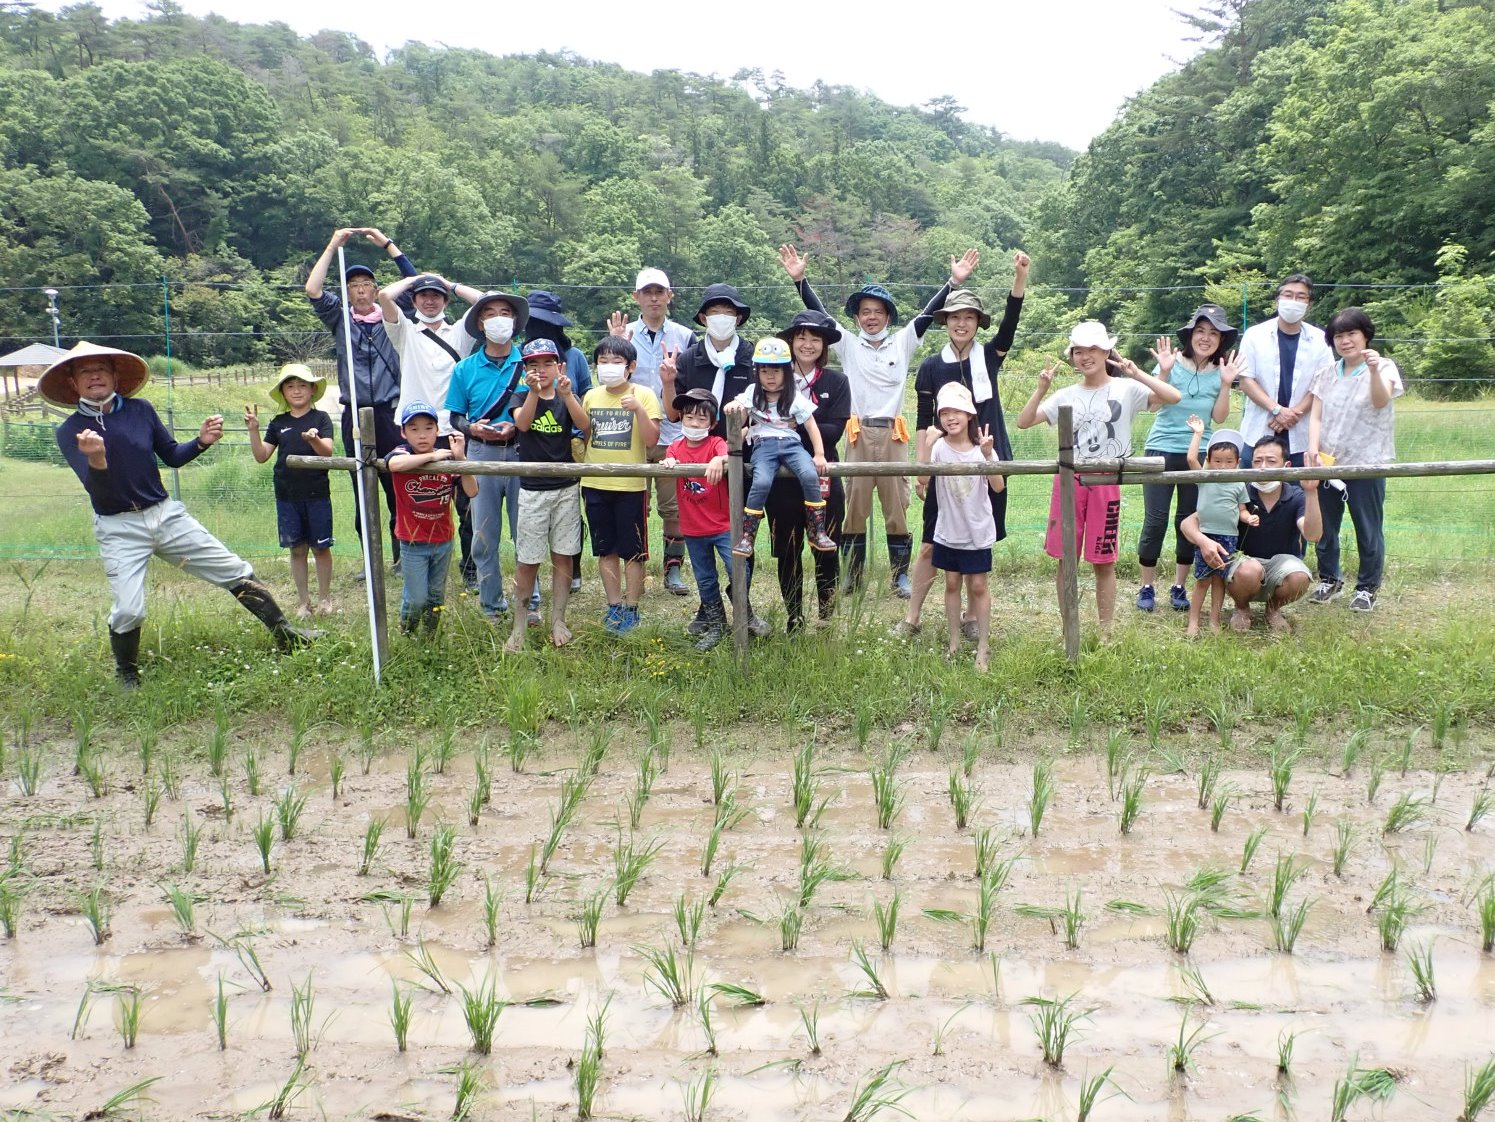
1064 320 1118 360
1207 428 1245 456
935 382 977 416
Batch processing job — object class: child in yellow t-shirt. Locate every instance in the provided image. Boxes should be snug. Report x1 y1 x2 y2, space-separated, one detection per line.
582 336 661 634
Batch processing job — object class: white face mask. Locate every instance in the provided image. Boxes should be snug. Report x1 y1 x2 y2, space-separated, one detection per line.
1277 298 1308 325
416 310 446 325
705 313 738 341
860 326 889 343
1254 479 1281 495
79 393 117 410
681 423 711 443
483 316 514 344
597 363 628 387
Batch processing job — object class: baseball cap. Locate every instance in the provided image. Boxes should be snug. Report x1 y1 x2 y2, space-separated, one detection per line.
635 268 671 291
400 400 439 425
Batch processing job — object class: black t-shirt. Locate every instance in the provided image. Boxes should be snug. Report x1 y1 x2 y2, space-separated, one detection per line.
515 392 575 491
1239 483 1306 559
266 409 333 501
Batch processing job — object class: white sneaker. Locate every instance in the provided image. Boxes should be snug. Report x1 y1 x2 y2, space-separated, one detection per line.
1349 589 1376 612
1310 579 1344 603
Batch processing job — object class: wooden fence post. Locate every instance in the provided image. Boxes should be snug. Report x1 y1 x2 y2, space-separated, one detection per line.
726 412 749 669
1057 405 1081 663
359 407 390 673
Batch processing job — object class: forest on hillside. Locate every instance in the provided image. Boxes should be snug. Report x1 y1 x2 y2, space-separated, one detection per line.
2 0 1494 394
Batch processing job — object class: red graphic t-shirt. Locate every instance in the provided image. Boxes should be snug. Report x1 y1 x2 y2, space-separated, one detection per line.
667 435 730 537
389 443 459 544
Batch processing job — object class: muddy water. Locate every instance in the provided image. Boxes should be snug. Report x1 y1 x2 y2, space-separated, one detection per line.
2 734 1492 1120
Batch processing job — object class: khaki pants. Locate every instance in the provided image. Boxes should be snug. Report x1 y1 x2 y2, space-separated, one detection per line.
646 444 678 524
844 423 910 536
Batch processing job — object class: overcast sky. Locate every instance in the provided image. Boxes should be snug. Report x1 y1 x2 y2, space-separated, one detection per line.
45 0 1208 149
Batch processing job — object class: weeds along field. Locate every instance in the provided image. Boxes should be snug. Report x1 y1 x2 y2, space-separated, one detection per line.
1 695 1493 1122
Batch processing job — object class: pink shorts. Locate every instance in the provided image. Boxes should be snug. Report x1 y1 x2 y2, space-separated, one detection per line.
1044 475 1121 565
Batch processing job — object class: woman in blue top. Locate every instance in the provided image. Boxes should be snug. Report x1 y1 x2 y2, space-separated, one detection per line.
1135 304 1241 613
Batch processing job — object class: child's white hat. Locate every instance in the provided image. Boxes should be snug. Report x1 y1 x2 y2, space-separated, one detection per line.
935 382 977 417
1064 320 1117 359
1207 428 1244 455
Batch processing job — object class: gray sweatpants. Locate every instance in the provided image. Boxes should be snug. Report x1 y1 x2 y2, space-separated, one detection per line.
95 500 253 632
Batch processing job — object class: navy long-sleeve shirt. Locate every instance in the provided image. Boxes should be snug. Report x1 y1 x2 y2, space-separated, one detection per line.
308 252 418 408
56 397 207 515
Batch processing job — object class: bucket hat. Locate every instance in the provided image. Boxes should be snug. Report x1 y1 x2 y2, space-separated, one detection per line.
269 363 327 411
38 341 150 407
935 382 978 416
463 291 531 338
694 283 751 325
526 290 573 328
1064 321 1118 360
844 284 898 324
933 290 991 329
1179 304 1239 354
777 309 842 347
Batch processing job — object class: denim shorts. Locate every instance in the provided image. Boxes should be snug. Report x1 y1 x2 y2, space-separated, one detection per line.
1193 532 1238 580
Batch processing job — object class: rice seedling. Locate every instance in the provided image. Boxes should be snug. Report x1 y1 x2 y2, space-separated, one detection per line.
1341 728 1369 777
779 901 804 952
404 755 430 839
388 980 413 1052
881 834 909 880
675 893 706 947
505 678 541 773
212 973 228 1050
1272 897 1313 954
16 745 42 797
473 741 492 804
328 750 345 801
431 709 458 775
252 812 274 875
523 844 546 904
925 697 950 753
475 875 503 949
1462 1057 1495 1122
218 774 233 821
1067 692 1089 749
576 885 607 949
691 701 709 751
1105 729 1129 800
709 748 731 806
116 985 143 1048
274 783 307 841
1194 753 1222 811
1399 727 1420 777
457 971 505 1053
1432 701 1455 754
1168 1011 1217 1075
1367 753 1389 803
265 1057 309 1121
157 751 183 800
1177 962 1214 1006
1076 1066 1121 1121
86 1076 163 1120
637 941 696 1006
959 728 983 778
678 1060 719 1122
219 932 272 992
1476 883 1495 953
72 708 93 775
1469 790 1493 832
1384 792 1431 834
842 1060 912 1122
613 830 664 907
1163 890 1201 954
1143 692 1171 753
1378 892 1418 952
948 769 980 831
1368 867 1402 913
586 992 612 1060
141 776 162 829
1301 789 1320 837
172 812 203 874
90 819 105 871
849 938 890 999
1422 833 1439 874
465 781 483 827
873 890 901 951
1276 1027 1300 1080
451 1060 483 1122
1060 887 1085 950
708 863 741 908
207 700 230 777
1022 992 1091 1068
580 724 610 779
289 972 322 1058
627 754 659 830
708 980 766 1007
574 1030 602 1120
356 816 385 877
1406 938 1438 1001
6 833 19 874
79 882 110 945
931 1003 968 1056
0 878 22 938
853 697 874 751
1266 854 1307 918
401 937 450 993
699 820 725 878
1268 742 1299 812
1119 768 1147 835
972 869 1002 953
80 752 108 799
869 762 904 830
242 746 261 797
1330 1061 1396 1122
798 834 837 909
428 824 463 908
797 999 822 1055
972 826 999 879
1207 693 1237 749
1027 759 1054 837
1240 825 1269 874
162 882 197 935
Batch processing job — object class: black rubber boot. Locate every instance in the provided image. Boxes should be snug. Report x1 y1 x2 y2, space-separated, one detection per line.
230 578 324 651
109 627 141 690
888 534 914 600
663 537 690 596
839 533 867 595
695 600 728 651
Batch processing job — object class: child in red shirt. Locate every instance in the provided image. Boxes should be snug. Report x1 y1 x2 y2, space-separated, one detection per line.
662 389 735 650
387 400 478 633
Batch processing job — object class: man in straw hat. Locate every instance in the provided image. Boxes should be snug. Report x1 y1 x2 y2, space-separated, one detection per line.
48 342 321 689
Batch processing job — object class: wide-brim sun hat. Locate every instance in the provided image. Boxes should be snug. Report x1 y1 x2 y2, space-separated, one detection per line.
1178 304 1239 353
777 309 843 347
269 364 327 411
464 291 531 338
933 289 991 329
843 284 899 325
1065 320 1118 360
526 290 572 328
935 382 978 416
694 283 751 325
39 341 151 407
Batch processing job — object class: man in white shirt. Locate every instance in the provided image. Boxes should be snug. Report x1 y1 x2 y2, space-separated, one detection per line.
1238 274 1333 467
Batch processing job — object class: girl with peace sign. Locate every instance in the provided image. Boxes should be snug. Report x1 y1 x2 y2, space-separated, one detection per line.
916 383 1006 670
